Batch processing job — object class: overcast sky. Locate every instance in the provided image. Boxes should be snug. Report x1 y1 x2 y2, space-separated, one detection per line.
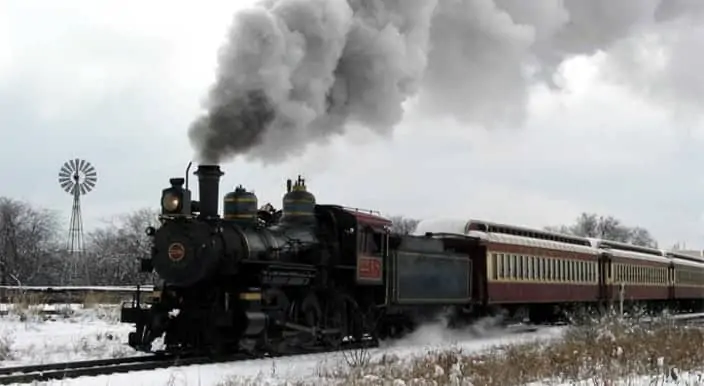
2 0 704 249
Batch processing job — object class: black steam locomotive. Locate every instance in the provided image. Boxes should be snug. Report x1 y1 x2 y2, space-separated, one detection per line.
120 164 474 355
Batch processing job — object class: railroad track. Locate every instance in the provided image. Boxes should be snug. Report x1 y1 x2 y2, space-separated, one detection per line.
0 340 377 385
0 353 233 385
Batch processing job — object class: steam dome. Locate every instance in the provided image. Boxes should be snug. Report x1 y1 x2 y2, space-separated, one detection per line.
223 185 258 226
281 176 316 224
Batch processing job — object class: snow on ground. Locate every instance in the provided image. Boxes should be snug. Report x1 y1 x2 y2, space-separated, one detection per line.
0 304 144 367
0 307 700 385
0 307 565 385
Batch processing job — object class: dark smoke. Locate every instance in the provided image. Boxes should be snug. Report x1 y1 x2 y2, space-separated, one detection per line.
188 0 704 164
189 90 275 164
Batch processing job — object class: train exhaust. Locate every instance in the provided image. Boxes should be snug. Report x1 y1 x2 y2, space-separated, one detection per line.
194 164 224 218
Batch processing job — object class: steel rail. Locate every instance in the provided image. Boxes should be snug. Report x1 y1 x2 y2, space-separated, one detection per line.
0 339 377 384
0 354 238 385
0 355 160 376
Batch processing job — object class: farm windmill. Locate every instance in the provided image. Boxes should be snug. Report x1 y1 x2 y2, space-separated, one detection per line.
58 159 97 256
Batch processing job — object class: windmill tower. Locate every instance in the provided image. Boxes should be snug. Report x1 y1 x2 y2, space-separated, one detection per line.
58 159 97 256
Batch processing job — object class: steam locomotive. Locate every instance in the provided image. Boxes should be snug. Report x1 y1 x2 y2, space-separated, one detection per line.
120 164 471 355
120 163 704 356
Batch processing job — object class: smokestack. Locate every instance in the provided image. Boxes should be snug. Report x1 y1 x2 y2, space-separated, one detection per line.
194 165 224 218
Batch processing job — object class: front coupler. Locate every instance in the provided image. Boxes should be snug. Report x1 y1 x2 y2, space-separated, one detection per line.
120 285 165 352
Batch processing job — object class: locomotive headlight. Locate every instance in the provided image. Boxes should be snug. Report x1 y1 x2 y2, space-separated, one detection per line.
161 192 181 212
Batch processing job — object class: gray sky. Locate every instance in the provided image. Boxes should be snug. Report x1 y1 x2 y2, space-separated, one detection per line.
2 0 704 249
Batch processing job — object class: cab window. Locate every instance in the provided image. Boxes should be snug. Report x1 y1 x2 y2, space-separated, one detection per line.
358 225 383 255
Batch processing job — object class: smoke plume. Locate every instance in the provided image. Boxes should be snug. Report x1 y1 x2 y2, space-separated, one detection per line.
188 0 704 164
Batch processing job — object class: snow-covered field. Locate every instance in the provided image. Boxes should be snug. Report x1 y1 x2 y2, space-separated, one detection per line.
0 304 701 385
0 304 144 367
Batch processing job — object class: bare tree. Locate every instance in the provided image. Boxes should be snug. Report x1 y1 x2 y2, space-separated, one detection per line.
545 212 658 247
81 208 160 285
388 216 421 235
0 199 163 286
0 197 61 286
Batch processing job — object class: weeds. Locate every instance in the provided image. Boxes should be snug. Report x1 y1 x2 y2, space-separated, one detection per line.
0 332 14 361
343 347 373 369
82 291 124 308
0 291 123 323
316 312 704 386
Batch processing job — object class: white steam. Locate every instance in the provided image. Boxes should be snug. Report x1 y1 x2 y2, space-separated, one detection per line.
189 0 704 164
378 314 510 350
413 218 469 236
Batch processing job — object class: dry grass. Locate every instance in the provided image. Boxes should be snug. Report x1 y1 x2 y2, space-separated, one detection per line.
8 292 49 310
0 291 124 323
3 292 63 321
5 289 128 308
314 312 704 386
0 332 14 361
81 291 124 307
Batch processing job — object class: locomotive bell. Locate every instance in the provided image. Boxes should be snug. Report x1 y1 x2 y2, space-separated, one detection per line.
223 185 258 226
281 175 316 224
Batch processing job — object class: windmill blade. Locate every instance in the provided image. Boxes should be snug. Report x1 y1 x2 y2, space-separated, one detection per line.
83 179 96 189
79 159 86 171
62 161 73 173
83 165 96 175
59 165 72 178
70 159 78 172
81 160 92 173
82 184 93 193
84 174 97 184
79 161 92 172
61 182 74 193
80 184 87 195
85 172 97 181
60 180 74 193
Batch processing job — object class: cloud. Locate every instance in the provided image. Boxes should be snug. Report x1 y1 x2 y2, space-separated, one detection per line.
2 0 704 250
